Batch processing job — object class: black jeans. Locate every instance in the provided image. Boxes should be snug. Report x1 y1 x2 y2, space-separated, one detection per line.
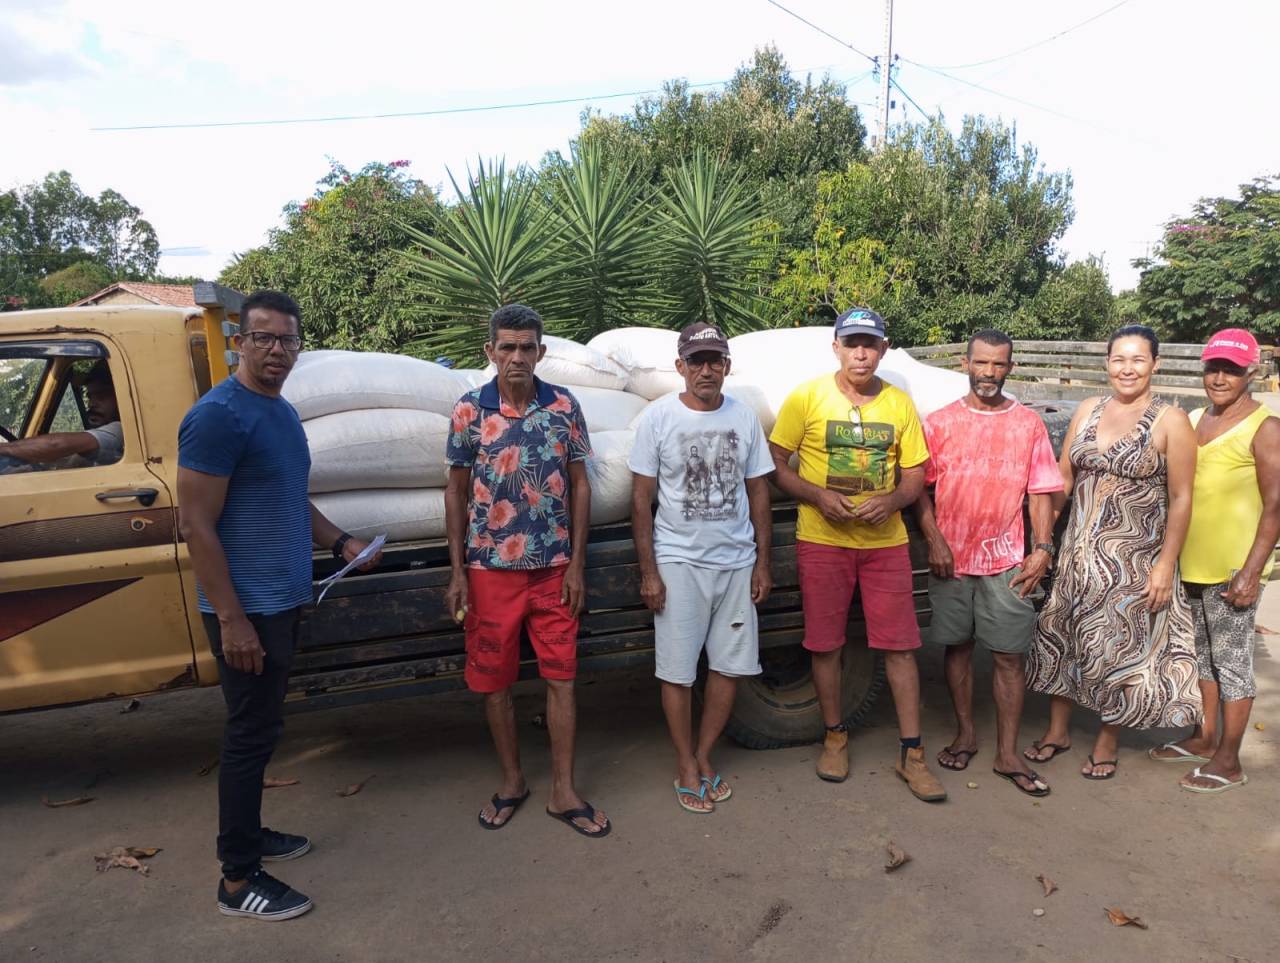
202 608 302 881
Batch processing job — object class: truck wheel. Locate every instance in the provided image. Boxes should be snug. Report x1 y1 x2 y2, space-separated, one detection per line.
723 643 885 750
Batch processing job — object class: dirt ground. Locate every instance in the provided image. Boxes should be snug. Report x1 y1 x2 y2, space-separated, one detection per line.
3 591 1278 963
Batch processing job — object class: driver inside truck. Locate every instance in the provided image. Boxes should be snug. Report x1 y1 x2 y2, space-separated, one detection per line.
1 360 124 470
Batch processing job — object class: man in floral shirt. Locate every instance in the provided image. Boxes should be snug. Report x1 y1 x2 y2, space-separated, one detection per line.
445 303 610 838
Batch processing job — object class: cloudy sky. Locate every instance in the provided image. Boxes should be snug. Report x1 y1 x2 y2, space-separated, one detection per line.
3 0 1276 290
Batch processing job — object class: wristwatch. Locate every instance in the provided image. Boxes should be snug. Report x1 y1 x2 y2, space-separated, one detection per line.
332 532 353 559
1033 542 1056 559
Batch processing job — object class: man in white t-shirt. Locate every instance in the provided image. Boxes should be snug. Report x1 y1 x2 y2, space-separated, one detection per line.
2 361 124 470
630 322 775 814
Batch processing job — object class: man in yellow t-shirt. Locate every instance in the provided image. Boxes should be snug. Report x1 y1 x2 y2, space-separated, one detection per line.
1148 328 1280 795
769 307 945 803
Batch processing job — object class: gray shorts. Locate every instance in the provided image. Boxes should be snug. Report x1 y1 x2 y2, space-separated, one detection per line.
1186 581 1263 702
653 561 761 686
926 565 1041 654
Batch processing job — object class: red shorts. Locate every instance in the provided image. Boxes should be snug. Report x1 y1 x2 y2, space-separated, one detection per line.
464 566 579 693
796 541 921 652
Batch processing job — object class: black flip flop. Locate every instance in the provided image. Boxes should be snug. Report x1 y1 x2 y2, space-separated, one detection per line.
1024 740 1071 763
938 747 978 771
546 802 611 839
993 768 1051 797
1081 755 1118 781
478 789 530 830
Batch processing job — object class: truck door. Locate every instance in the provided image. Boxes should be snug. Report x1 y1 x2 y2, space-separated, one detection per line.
0 336 196 712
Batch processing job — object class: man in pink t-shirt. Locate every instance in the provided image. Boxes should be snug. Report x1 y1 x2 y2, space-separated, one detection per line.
915 330 1064 797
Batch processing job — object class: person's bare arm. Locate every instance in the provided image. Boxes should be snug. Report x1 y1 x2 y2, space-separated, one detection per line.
852 464 925 526
631 472 665 613
444 465 471 623
177 466 263 675
768 441 857 523
563 459 591 617
915 486 954 579
309 504 381 571
1010 492 1056 598
1224 417 1280 608
2 431 98 463
747 475 773 604
1051 397 1095 515
1146 407 1197 611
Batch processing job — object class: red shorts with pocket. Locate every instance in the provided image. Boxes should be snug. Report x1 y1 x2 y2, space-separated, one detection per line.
464 566 579 692
796 541 921 652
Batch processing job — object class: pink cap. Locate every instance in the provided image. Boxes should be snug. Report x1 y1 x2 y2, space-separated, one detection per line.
1202 328 1259 367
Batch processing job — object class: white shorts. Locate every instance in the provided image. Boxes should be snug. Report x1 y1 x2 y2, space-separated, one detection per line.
653 561 762 686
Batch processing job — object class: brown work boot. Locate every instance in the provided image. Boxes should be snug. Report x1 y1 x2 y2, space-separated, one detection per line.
896 745 947 802
817 727 850 782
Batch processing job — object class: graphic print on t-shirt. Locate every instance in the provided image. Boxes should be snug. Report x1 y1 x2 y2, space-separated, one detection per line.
678 427 744 520
824 419 895 495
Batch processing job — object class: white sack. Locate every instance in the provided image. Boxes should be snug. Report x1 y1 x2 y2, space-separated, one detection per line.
453 368 490 389
878 348 973 416
722 381 777 434
585 429 635 526
568 385 650 433
310 488 447 543
304 409 452 493
587 327 683 400
484 334 628 390
283 351 468 420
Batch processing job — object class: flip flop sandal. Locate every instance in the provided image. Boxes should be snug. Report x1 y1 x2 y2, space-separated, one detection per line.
1180 767 1249 794
1081 755 1118 781
993 768 1051 797
478 788 531 830
1024 740 1071 763
676 780 714 813
938 748 978 771
546 802 612 838
701 774 732 803
1148 742 1211 764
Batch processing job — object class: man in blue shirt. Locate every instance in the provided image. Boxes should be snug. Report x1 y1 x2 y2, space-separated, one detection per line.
444 303 609 838
178 290 380 921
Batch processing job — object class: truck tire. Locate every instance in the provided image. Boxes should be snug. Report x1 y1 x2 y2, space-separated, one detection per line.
723 643 885 750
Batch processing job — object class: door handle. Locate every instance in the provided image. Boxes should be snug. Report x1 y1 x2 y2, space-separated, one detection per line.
96 488 158 507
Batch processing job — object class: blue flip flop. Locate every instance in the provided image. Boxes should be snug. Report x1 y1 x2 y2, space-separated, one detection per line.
700 774 732 803
675 780 713 814
478 788 530 830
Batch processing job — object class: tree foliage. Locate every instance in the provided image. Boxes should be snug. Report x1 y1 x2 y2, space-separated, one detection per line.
38 260 113 306
221 160 439 351
771 116 1101 344
1135 175 1280 342
1 171 160 309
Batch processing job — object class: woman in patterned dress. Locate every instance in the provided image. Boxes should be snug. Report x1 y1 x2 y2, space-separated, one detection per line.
1024 326 1202 779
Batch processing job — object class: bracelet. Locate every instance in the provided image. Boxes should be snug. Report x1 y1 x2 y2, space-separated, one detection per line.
332 532 353 559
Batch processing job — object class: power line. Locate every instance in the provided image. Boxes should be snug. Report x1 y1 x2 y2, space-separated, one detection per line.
89 79 736 133
890 77 931 121
763 0 877 65
910 0 1134 70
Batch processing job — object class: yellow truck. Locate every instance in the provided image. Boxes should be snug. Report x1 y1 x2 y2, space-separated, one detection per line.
0 287 1077 746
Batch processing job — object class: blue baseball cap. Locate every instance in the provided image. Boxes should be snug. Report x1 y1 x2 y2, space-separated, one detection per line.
834 307 886 340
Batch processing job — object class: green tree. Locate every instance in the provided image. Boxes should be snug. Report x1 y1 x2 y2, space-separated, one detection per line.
221 159 439 352
1013 257 1114 341
1135 175 1280 341
772 116 1094 345
1 171 160 308
37 259 112 306
576 46 866 250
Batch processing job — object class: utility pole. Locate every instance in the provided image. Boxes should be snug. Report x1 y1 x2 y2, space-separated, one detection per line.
875 0 894 149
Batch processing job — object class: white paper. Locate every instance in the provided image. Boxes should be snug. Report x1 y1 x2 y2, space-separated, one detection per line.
316 534 386 603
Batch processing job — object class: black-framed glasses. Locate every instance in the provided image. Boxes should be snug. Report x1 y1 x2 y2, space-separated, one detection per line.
684 355 727 371
848 406 864 443
244 331 303 352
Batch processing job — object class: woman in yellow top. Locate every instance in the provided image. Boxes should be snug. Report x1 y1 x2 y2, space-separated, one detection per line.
1149 329 1280 793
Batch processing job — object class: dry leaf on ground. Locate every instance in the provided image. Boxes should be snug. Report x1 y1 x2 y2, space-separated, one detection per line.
263 776 300 789
197 758 219 776
1105 907 1148 929
1255 722 1265 731
1255 624 1275 635
119 698 141 714
884 841 911 872
41 795 94 808
337 775 374 797
94 846 161 875
1036 874 1058 897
